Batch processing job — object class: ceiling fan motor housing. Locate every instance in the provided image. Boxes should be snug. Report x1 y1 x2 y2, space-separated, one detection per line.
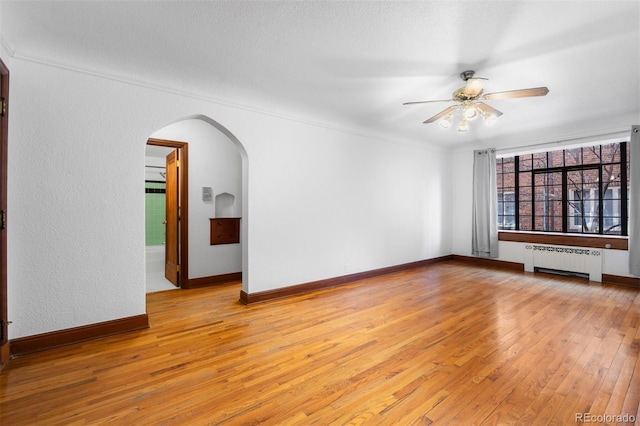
453 87 482 102
460 70 476 81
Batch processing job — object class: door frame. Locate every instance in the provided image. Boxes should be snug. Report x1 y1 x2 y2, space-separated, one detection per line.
0 59 9 368
146 138 189 289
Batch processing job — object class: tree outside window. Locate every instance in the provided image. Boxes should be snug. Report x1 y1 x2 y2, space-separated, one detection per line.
497 142 629 236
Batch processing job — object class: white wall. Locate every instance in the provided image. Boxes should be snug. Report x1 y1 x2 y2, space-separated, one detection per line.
450 147 636 278
145 151 170 182
0 2 8 67
6 58 451 339
0 44 8 70
150 118 243 278
246 121 451 292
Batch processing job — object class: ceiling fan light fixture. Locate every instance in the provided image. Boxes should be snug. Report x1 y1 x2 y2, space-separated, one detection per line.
463 103 479 120
457 118 469 133
482 111 499 126
439 112 454 128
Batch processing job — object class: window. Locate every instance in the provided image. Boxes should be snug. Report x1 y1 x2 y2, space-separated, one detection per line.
498 191 515 229
496 142 629 235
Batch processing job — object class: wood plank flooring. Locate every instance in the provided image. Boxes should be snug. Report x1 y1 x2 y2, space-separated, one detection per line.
1 260 639 425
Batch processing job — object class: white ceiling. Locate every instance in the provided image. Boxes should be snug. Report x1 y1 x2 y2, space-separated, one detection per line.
1 1 639 150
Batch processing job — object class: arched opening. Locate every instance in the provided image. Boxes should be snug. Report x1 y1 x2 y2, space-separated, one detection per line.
145 115 248 295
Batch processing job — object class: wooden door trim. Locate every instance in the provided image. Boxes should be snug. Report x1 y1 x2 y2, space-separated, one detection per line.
146 138 189 288
0 59 9 369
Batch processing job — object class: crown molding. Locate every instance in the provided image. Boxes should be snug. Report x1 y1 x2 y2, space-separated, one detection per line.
0 36 15 58
10 52 441 152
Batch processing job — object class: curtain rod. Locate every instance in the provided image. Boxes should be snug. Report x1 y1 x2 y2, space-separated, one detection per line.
495 128 631 155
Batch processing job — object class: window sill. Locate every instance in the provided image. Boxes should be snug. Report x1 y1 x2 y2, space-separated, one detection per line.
498 231 628 250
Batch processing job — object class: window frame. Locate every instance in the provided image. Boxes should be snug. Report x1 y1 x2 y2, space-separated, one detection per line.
497 141 629 237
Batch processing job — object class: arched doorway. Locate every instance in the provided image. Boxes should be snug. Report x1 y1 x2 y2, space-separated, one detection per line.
145 115 248 294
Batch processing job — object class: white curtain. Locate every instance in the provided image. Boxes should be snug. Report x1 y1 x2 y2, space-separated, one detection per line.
629 125 640 276
472 148 498 258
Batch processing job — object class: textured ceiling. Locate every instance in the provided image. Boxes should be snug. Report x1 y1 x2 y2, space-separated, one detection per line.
2 1 639 149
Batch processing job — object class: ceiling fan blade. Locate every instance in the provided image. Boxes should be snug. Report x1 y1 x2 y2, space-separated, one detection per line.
423 105 459 124
403 99 453 106
475 102 503 118
483 87 549 101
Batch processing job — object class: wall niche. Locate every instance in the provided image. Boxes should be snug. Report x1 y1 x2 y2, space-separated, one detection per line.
215 192 235 217
210 192 240 245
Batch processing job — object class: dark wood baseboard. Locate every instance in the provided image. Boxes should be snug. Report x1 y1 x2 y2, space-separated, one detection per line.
239 256 454 305
187 272 242 289
452 255 525 271
10 314 149 358
453 255 640 289
602 274 640 289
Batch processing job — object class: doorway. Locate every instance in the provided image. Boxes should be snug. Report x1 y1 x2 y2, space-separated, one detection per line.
147 115 248 299
146 139 189 291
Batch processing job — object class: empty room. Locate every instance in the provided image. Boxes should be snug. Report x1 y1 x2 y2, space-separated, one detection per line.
0 1 639 424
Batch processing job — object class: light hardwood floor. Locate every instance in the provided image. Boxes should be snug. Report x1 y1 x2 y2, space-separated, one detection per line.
1 260 639 425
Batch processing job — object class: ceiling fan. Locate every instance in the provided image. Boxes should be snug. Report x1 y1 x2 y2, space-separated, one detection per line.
403 70 549 132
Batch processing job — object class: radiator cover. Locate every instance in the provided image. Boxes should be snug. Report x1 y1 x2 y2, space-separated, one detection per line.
524 244 603 282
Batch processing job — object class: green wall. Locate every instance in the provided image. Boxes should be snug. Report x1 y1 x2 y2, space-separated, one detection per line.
145 181 166 246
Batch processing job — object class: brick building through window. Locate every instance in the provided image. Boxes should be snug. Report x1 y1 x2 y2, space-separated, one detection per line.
497 142 630 235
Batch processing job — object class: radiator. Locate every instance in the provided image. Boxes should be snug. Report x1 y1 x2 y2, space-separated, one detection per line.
523 244 602 282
